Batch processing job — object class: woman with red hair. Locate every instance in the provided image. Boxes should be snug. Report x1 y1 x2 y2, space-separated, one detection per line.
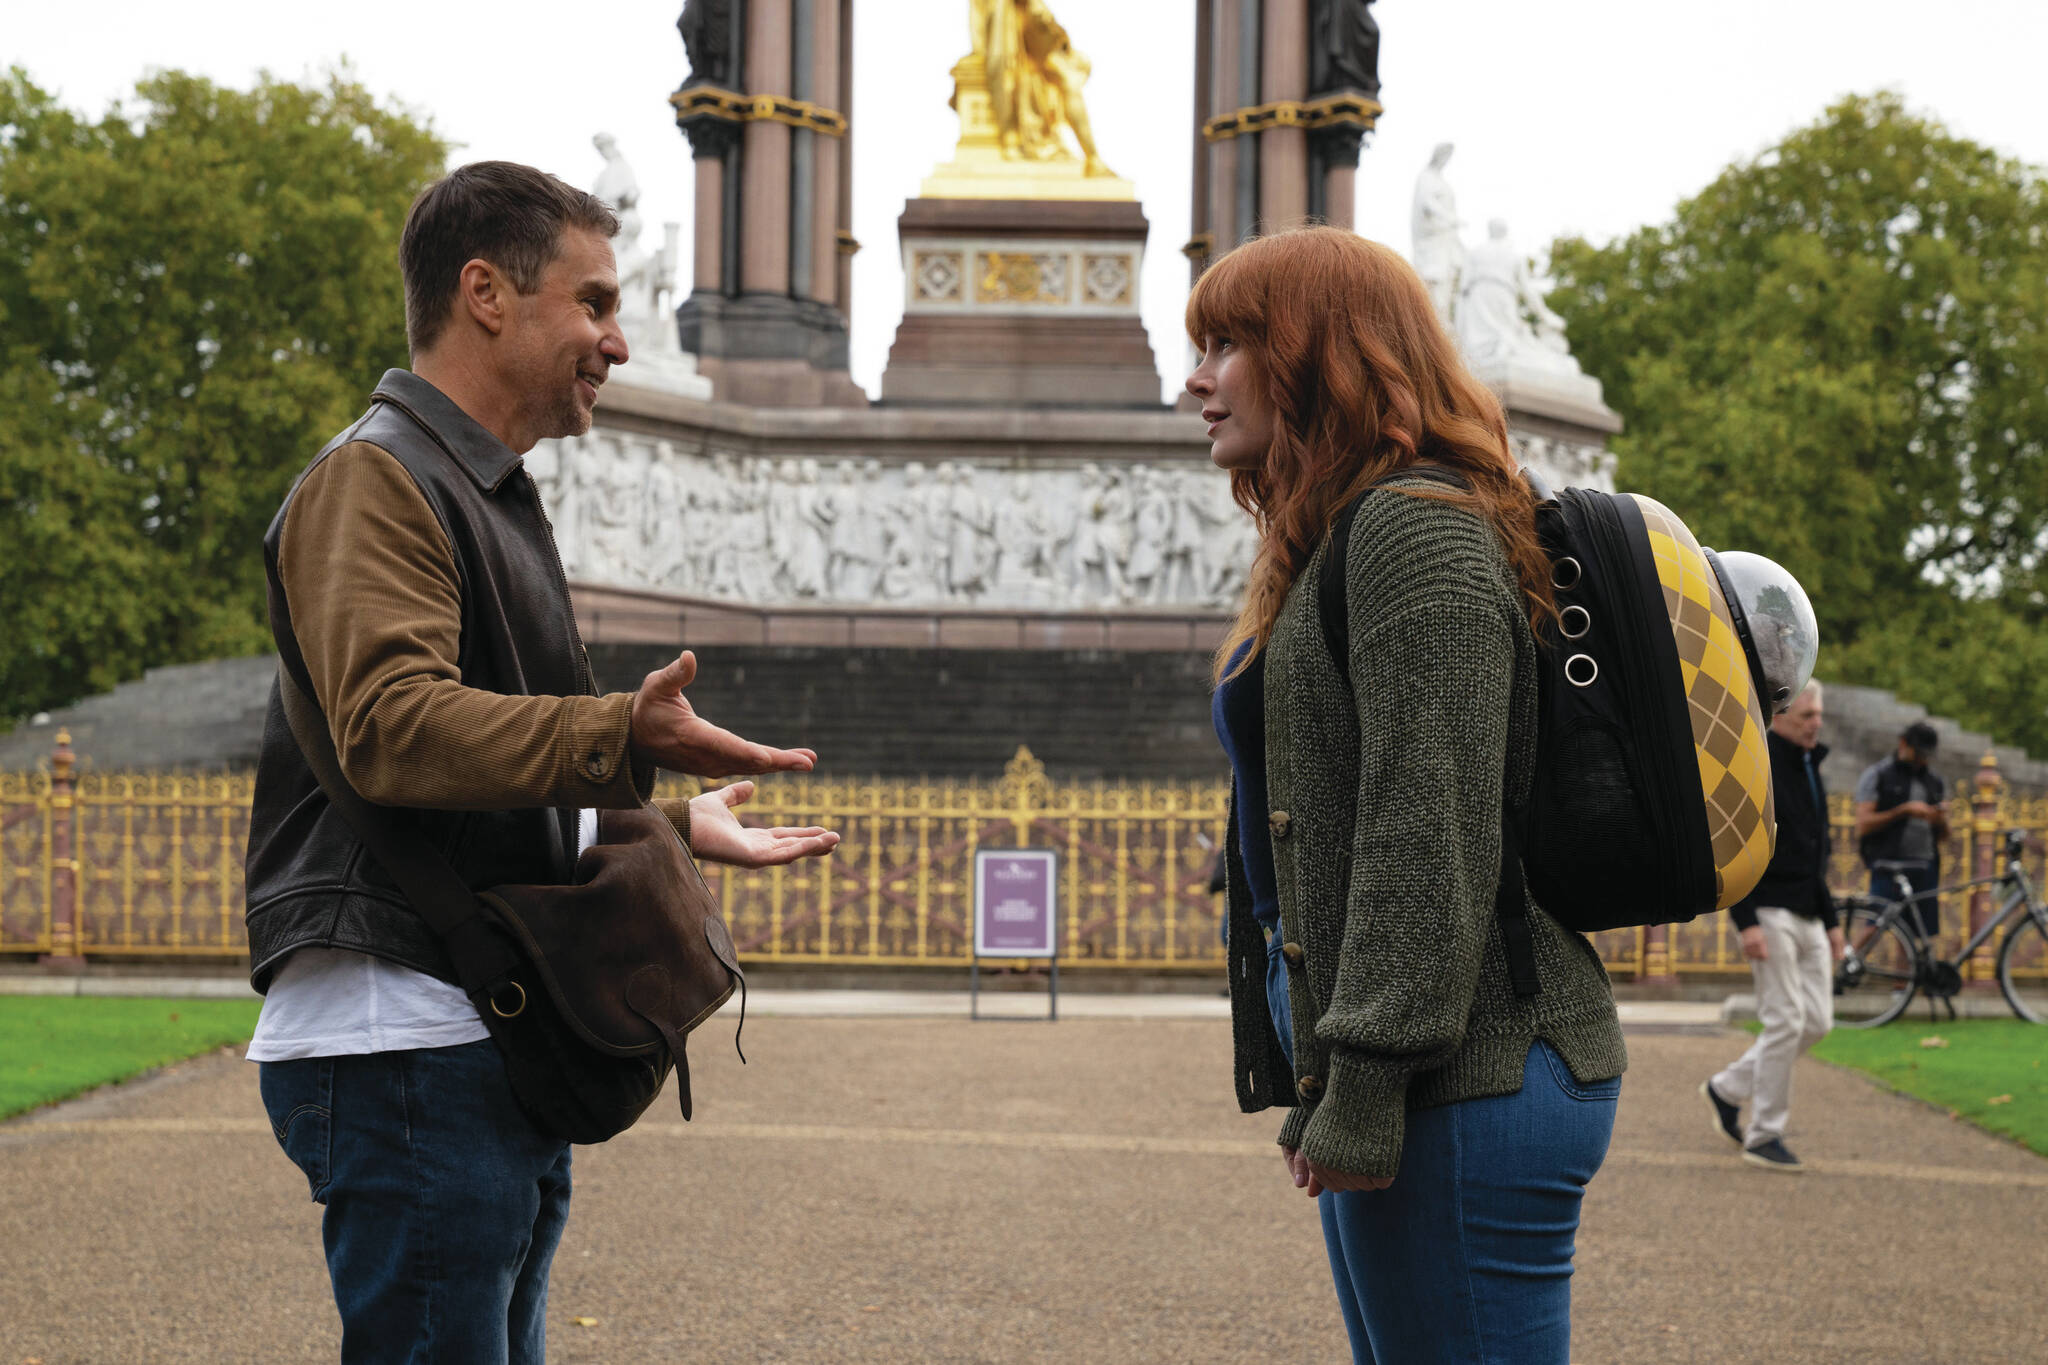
1192 227 1625 1363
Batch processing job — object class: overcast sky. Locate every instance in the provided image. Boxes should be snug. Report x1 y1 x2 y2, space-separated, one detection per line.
13 2 2048 404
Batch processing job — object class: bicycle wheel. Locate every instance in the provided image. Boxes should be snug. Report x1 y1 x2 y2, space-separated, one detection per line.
1995 913 2048 1025
1834 900 1919 1028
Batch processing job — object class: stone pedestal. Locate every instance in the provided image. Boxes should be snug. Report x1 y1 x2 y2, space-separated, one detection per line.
879 198 1163 408
1491 366 1624 493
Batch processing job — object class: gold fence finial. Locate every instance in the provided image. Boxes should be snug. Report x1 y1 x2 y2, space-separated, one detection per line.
1976 749 2004 800
1001 745 1051 810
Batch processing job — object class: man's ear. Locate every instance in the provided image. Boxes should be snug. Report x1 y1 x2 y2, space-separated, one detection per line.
456 258 510 337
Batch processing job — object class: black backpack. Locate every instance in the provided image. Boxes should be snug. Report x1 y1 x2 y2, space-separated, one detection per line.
1319 468 1782 995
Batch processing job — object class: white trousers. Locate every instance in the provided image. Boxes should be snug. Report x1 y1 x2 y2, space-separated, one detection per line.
1712 907 1833 1147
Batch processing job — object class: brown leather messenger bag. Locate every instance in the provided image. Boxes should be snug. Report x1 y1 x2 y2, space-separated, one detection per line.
275 665 746 1144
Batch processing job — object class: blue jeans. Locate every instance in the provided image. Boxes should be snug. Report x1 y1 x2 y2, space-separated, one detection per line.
1265 930 1296 1069
259 1041 573 1364
1316 1041 1619 1364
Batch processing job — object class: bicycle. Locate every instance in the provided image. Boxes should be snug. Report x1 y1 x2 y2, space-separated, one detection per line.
1832 830 2048 1028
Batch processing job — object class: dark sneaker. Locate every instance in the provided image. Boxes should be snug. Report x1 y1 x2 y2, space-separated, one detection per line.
1742 1138 1804 1173
1700 1080 1742 1146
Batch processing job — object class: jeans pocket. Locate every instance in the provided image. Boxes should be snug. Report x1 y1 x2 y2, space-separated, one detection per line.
258 1059 334 1204
1537 1040 1622 1103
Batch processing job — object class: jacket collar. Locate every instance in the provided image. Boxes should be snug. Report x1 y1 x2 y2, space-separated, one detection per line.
1766 729 1828 768
369 369 524 494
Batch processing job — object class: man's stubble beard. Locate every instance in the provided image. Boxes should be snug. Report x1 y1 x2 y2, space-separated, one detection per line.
540 387 593 442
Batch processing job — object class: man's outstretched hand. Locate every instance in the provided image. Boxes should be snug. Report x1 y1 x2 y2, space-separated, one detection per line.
630 652 818 778
687 781 841 868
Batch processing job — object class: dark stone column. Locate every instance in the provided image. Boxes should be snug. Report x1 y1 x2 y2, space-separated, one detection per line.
671 0 866 406
1191 0 1380 247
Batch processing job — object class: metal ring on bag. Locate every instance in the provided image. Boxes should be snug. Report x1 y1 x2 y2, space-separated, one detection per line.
489 981 527 1019
1559 604 1592 640
1551 557 1582 590
1564 653 1599 687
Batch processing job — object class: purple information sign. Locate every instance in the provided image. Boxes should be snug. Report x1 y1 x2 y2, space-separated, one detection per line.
974 849 1058 957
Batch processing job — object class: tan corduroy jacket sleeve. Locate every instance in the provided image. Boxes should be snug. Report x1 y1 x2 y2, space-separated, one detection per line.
279 441 690 846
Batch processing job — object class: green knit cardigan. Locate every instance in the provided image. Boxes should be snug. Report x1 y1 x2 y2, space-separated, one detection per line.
1224 478 1628 1179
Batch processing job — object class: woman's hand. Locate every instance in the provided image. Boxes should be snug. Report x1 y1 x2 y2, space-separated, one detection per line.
1282 1145 1393 1197
686 781 840 868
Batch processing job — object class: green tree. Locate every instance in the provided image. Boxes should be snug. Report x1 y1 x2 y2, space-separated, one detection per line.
1549 92 2048 753
0 67 445 723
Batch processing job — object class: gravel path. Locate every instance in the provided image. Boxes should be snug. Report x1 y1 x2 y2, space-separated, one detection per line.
4 1018 2044 1363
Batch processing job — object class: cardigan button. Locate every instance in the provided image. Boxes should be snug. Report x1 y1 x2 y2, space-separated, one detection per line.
1297 1074 1324 1100
1268 810 1292 839
1280 942 1304 968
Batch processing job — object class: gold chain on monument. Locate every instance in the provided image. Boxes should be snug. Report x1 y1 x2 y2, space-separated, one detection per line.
669 86 849 137
1200 93 1383 143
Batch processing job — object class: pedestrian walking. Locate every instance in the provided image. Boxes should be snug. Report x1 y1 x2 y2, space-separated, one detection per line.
1701 680 1841 1173
1191 226 1626 1365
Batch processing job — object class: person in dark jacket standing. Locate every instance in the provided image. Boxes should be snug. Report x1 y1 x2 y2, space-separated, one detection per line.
245 162 839 1363
1854 720 1949 935
1701 680 1841 1173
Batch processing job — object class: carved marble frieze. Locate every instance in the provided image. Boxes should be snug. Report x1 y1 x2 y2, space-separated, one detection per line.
1512 432 1617 493
525 430 1256 610
525 423 1611 611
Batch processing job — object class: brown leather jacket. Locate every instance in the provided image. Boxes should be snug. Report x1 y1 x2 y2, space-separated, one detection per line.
244 369 681 991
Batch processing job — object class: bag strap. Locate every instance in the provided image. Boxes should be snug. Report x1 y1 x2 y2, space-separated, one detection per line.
1316 465 1543 998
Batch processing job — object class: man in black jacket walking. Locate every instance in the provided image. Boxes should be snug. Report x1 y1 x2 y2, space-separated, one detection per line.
1700 681 1842 1173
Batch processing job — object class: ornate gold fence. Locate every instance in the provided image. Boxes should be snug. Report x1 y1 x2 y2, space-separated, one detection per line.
0 735 255 959
679 748 1228 968
4 730 2045 983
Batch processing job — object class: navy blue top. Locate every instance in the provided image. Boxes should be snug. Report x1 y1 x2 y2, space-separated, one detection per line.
1212 643 1281 931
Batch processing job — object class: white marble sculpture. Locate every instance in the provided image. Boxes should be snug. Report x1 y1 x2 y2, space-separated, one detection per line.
1411 142 1463 325
590 132 711 399
1460 220 1571 370
1456 217 1608 414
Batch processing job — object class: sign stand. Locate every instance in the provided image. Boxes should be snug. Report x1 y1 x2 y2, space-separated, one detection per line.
970 848 1059 1023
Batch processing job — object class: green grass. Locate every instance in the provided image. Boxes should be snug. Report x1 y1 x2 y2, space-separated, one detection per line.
0 996 261 1120
1804 1019 2048 1156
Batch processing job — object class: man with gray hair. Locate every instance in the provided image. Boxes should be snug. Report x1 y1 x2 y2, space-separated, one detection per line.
1701 680 1842 1173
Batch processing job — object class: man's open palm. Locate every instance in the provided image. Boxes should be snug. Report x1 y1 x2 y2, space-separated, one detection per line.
687 781 841 868
631 652 818 778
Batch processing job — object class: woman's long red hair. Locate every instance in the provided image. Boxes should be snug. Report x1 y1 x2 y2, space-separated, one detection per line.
1189 227 1554 683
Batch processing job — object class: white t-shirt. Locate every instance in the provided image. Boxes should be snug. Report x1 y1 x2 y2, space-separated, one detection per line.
247 809 598 1062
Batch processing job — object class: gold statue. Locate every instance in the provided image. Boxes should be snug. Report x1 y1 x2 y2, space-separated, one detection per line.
920 0 1133 200
971 0 1110 176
